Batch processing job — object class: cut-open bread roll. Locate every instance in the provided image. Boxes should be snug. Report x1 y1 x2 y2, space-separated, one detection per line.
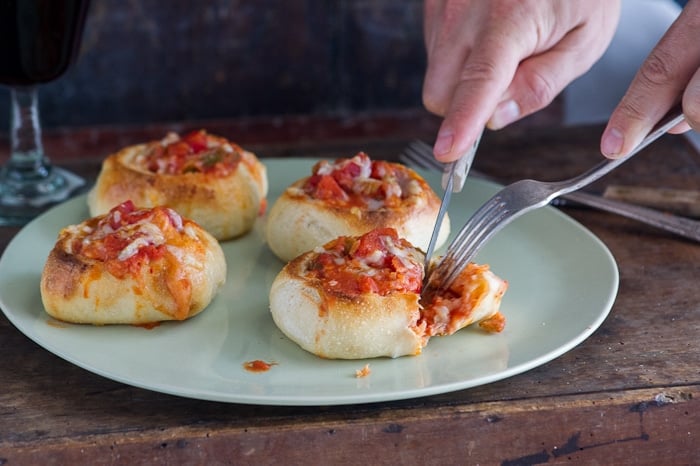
269 227 507 359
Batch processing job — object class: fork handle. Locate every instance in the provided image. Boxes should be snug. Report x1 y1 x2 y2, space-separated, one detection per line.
559 105 685 196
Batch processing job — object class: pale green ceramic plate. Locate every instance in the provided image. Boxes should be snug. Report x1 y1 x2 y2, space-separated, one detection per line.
0 158 618 405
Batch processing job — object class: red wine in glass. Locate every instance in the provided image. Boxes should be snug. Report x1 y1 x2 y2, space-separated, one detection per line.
0 0 91 225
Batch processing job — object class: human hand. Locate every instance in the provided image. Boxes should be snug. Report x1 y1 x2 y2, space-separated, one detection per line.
422 0 621 162
601 0 700 158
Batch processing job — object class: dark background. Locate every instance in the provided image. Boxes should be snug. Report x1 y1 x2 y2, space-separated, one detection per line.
0 0 427 130
0 0 690 134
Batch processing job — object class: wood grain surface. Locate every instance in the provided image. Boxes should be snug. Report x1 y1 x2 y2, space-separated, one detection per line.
1 112 699 465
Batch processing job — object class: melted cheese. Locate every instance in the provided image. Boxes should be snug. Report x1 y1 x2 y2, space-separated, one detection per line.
64 203 199 267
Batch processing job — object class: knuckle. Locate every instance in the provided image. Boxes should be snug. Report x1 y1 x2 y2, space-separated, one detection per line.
682 95 700 130
637 49 679 88
458 60 500 85
682 72 700 129
616 99 647 123
423 97 446 116
422 87 447 116
521 69 558 110
421 66 450 116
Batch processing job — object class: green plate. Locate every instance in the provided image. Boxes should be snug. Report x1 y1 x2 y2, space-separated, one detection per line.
0 158 618 405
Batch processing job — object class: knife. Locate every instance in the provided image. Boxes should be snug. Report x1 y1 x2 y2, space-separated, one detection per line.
423 129 483 269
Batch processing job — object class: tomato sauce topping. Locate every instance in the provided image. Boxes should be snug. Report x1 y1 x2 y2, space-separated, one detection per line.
243 360 277 372
67 200 189 276
302 153 425 209
62 201 202 319
306 227 424 297
420 263 501 336
139 130 243 176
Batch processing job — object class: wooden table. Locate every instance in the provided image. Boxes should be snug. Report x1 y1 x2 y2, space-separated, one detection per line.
2 111 699 465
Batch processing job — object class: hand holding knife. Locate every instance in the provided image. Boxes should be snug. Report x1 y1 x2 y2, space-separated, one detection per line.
423 129 484 269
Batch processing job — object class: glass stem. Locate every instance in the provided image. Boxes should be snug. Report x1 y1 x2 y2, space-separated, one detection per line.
7 86 50 182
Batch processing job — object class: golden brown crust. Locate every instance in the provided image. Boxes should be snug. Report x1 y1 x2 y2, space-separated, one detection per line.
40 206 227 325
269 250 426 359
88 135 267 241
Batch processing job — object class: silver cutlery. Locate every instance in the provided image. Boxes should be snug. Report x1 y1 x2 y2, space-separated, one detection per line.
423 129 483 268
401 138 700 247
402 109 698 290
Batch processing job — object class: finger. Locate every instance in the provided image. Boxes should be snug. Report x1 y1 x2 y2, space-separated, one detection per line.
602 3 700 157
489 17 617 129
682 66 700 132
433 32 525 162
666 120 692 134
422 2 474 116
422 41 472 117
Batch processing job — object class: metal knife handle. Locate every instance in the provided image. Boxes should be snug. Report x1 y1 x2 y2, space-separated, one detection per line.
441 129 483 193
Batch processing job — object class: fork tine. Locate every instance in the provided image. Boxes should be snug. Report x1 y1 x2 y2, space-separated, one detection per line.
412 139 436 158
401 149 432 171
451 212 506 263
403 139 522 289
436 199 508 288
399 144 426 168
400 138 495 289
400 140 444 172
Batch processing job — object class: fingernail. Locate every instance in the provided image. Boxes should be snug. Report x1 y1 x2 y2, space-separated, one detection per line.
434 128 454 158
488 100 520 130
601 127 624 157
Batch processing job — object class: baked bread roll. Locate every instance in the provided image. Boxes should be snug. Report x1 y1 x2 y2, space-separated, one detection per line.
88 130 267 241
269 227 507 359
40 200 226 325
265 152 449 262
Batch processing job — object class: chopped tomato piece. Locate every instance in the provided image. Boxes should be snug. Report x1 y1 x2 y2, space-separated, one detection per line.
332 159 362 188
353 227 395 259
313 175 347 200
163 141 191 159
371 160 391 179
183 129 209 152
358 275 379 294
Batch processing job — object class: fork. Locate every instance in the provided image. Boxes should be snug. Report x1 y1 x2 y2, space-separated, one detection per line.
400 140 700 244
421 109 686 290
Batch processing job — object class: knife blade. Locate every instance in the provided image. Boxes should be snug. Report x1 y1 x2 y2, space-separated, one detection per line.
423 129 483 269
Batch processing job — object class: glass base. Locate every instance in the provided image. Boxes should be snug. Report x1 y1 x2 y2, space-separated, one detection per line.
0 166 85 226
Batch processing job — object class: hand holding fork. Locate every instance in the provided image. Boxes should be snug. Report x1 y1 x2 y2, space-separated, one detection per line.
408 108 689 291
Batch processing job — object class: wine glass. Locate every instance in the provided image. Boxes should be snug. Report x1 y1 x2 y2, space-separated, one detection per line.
0 0 91 226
